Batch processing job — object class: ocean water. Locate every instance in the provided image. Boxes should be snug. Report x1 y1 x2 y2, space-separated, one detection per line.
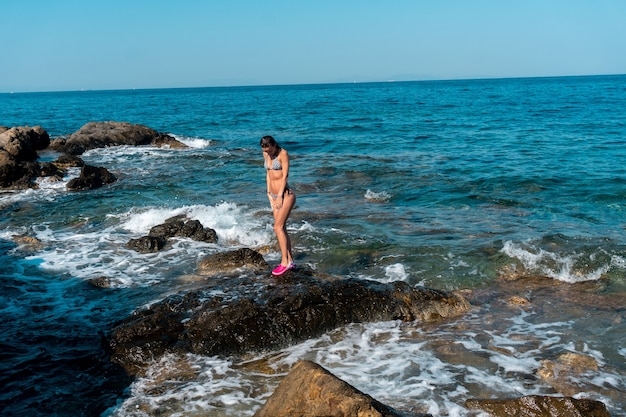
1 76 625 416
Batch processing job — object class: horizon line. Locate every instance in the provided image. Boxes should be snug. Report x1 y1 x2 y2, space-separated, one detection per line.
2 72 625 95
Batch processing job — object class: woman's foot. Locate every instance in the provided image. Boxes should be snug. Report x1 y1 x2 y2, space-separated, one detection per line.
272 262 296 276
272 264 289 276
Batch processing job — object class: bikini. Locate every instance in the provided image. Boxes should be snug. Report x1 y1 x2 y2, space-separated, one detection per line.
265 154 292 198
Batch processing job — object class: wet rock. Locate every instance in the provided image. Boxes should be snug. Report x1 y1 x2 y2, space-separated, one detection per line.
108 268 470 376
465 395 610 417
254 360 428 417
66 165 117 191
39 161 66 180
89 276 113 288
198 247 269 274
50 121 186 155
54 154 85 168
127 217 218 254
126 236 166 254
149 216 217 244
538 352 600 396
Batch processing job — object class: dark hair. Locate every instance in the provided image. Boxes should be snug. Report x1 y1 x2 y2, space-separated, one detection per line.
260 135 277 148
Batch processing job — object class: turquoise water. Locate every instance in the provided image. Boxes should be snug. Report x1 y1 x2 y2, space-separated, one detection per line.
1 76 625 416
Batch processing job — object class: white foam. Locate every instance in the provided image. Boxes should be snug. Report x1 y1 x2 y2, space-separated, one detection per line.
169 134 212 149
104 306 624 417
25 202 272 288
383 263 408 282
501 240 611 283
364 188 391 202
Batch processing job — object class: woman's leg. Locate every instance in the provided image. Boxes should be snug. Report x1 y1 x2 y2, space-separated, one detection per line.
273 192 296 265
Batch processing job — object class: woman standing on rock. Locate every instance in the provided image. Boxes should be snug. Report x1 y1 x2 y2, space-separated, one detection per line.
260 135 296 276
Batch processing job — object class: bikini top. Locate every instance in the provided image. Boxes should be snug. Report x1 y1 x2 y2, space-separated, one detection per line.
265 155 282 170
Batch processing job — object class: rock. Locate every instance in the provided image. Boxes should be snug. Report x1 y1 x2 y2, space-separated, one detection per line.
54 154 85 168
465 395 610 417
50 121 186 155
149 216 217 244
66 165 117 191
0 126 50 160
0 126 50 189
89 276 113 288
39 161 65 179
254 360 427 417
0 149 40 189
126 236 165 253
152 134 188 149
198 248 269 274
538 352 600 396
127 217 218 253
108 268 470 376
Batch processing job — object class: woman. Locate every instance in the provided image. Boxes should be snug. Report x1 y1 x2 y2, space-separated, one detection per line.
260 135 296 276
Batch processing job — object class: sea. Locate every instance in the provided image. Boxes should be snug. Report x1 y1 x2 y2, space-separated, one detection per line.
1 75 625 416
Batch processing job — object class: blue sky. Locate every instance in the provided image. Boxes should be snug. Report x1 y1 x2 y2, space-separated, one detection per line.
2 0 625 92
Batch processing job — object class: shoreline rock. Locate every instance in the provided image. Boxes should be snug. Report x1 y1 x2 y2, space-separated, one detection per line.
1 122 187 190
49 121 186 155
254 360 429 417
107 261 471 377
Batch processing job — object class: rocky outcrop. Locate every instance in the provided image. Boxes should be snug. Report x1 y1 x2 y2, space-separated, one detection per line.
66 165 117 191
126 216 218 253
254 360 428 417
108 264 470 376
0 126 50 189
198 247 269 275
49 121 186 155
465 395 610 417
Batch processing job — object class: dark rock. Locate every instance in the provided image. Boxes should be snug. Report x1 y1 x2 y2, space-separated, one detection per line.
198 248 269 274
66 165 117 191
126 236 166 253
39 161 65 179
89 276 113 288
465 395 610 417
0 149 40 189
54 154 85 168
149 216 217 244
50 121 186 155
254 360 428 417
152 133 188 149
108 268 470 376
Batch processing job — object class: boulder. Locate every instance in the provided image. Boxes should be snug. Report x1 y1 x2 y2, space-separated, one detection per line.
465 395 610 417
126 236 166 254
254 360 429 417
50 121 186 155
66 165 117 191
198 247 269 274
0 126 50 160
54 154 85 168
148 216 217 244
108 266 470 376
126 216 218 253
0 126 50 189
0 149 40 189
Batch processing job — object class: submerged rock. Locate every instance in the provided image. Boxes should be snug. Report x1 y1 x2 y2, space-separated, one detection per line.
49 121 186 155
254 360 429 417
108 265 470 376
465 395 610 417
